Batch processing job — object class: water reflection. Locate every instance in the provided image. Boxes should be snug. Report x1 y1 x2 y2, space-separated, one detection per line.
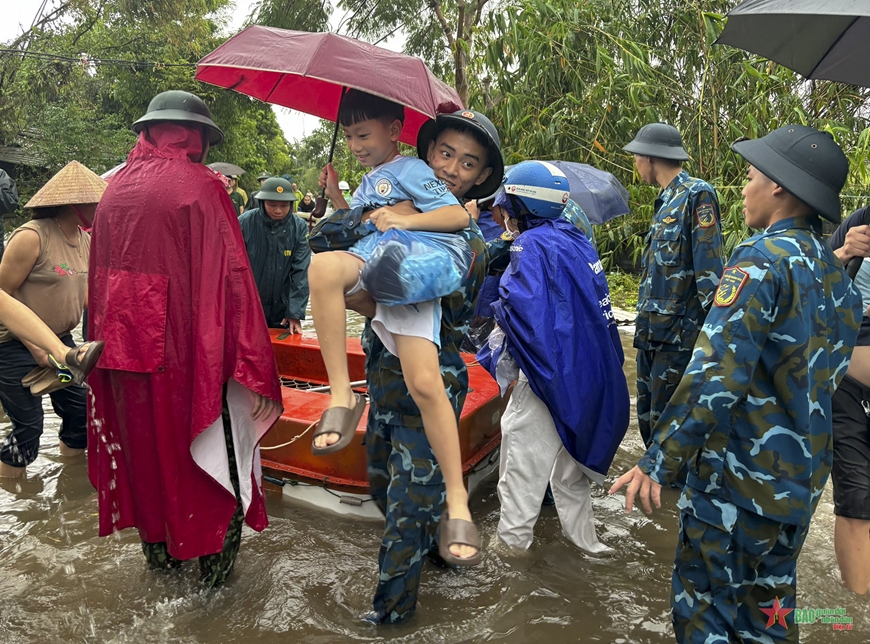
0 326 865 643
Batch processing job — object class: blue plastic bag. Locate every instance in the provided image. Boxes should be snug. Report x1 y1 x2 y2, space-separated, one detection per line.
360 229 473 306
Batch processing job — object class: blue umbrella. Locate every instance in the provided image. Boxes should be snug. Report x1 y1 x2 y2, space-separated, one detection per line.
504 161 630 225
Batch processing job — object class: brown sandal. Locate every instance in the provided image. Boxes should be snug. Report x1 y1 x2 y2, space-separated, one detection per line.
48 341 105 385
21 366 51 387
438 512 482 567
311 393 366 455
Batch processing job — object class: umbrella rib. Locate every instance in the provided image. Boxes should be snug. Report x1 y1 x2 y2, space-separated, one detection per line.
807 16 859 79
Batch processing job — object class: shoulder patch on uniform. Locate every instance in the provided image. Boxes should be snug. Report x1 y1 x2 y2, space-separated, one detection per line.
714 267 749 307
375 178 393 197
696 203 716 229
662 215 676 224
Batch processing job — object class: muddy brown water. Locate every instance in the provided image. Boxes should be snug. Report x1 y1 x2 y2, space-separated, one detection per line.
1 320 867 643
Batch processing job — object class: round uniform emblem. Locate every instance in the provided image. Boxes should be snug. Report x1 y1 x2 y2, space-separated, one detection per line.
375 178 393 197
276 186 284 193
461 111 475 119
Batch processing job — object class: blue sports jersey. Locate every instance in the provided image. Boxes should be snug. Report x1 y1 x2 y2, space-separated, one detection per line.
350 155 458 213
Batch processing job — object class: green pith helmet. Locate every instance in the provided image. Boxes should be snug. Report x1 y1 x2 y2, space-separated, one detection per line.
622 123 689 161
257 177 297 202
132 90 224 146
257 171 272 181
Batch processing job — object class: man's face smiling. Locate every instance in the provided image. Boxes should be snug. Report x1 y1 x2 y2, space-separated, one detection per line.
427 129 492 198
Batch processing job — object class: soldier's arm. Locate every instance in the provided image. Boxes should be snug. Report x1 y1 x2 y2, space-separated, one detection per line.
286 218 311 321
638 247 776 485
690 190 725 312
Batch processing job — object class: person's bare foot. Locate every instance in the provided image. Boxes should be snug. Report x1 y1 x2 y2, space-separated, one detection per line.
446 501 479 560
58 443 85 457
0 462 25 479
313 387 358 449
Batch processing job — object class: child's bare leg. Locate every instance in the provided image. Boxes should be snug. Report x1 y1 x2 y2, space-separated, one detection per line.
309 252 365 448
393 333 477 561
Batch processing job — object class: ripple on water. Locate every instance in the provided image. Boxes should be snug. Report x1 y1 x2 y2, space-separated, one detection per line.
0 328 867 642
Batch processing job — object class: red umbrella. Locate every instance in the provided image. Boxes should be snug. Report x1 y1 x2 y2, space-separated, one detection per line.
195 25 463 147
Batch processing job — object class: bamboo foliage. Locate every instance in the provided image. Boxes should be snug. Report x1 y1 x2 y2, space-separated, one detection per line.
477 0 870 267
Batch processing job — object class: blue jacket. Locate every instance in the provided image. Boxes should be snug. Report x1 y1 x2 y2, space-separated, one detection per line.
486 216 630 477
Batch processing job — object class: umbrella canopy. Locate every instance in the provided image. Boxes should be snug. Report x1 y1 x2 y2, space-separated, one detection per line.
208 162 245 176
195 26 463 146
716 0 870 87
504 161 631 225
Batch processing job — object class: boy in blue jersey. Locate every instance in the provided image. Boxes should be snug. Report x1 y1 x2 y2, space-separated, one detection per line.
309 90 481 564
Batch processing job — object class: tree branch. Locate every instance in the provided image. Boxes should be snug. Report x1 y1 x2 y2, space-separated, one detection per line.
428 0 456 49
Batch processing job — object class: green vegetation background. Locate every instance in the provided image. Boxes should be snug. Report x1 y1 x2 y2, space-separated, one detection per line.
2 0 869 275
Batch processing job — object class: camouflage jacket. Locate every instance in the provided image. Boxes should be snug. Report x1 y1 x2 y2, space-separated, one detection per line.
364 219 488 427
635 171 724 351
638 216 862 529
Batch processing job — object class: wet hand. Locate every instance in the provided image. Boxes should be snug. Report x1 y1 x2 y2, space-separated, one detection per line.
251 393 282 421
465 199 481 221
608 466 662 514
369 208 408 232
281 319 303 334
842 225 870 261
319 163 341 203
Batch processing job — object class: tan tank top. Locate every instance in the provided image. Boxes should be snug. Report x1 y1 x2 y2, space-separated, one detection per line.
0 219 90 343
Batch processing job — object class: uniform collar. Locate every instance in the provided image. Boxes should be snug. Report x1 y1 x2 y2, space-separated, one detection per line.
656 170 690 206
257 207 290 228
765 214 822 234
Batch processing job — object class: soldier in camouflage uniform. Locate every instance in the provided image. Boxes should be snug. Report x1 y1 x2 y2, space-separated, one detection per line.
311 110 502 623
611 124 862 643
623 124 724 448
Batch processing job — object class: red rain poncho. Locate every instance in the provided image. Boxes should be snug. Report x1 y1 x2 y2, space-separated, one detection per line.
87 123 282 559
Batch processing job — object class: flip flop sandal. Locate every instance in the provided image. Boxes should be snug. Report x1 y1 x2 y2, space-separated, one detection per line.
438 512 482 567
311 393 366 456
49 341 105 385
21 366 51 387
29 369 73 396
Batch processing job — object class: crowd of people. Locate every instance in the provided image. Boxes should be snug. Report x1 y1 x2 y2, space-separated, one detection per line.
0 83 868 644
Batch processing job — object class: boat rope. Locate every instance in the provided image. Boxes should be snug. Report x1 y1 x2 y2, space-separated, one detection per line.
259 420 317 450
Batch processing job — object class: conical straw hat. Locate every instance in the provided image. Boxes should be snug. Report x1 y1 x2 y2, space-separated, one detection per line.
25 160 108 209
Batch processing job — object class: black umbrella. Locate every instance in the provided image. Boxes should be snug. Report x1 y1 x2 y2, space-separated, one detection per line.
715 0 870 87
717 0 870 277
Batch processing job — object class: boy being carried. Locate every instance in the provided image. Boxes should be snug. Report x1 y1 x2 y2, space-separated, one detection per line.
308 89 480 565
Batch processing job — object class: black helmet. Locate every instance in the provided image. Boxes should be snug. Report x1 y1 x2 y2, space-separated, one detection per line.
416 109 504 199
731 124 848 223
623 123 689 161
256 177 297 202
132 90 224 146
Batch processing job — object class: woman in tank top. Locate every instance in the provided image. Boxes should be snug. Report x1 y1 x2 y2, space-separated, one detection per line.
0 161 106 479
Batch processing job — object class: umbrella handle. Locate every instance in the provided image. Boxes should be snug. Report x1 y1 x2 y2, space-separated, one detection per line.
314 89 346 219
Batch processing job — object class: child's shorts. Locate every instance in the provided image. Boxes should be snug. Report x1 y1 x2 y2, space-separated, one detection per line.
372 300 442 356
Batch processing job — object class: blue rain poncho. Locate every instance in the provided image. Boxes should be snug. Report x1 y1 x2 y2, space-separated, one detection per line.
479 216 630 477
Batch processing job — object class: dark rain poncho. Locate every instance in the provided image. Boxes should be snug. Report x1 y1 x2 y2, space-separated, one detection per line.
480 216 630 478
238 205 311 327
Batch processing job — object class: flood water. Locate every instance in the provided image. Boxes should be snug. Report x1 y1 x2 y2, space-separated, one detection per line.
1 321 867 643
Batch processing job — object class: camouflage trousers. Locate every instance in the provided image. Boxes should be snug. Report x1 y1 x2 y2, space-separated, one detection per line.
141 391 245 588
366 413 446 624
672 508 806 643
636 347 693 448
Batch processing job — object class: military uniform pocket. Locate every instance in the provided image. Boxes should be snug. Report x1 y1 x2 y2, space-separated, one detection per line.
652 226 682 267
645 297 686 345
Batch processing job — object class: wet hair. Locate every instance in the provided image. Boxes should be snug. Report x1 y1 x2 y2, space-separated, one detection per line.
434 121 492 168
338 89 404 127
